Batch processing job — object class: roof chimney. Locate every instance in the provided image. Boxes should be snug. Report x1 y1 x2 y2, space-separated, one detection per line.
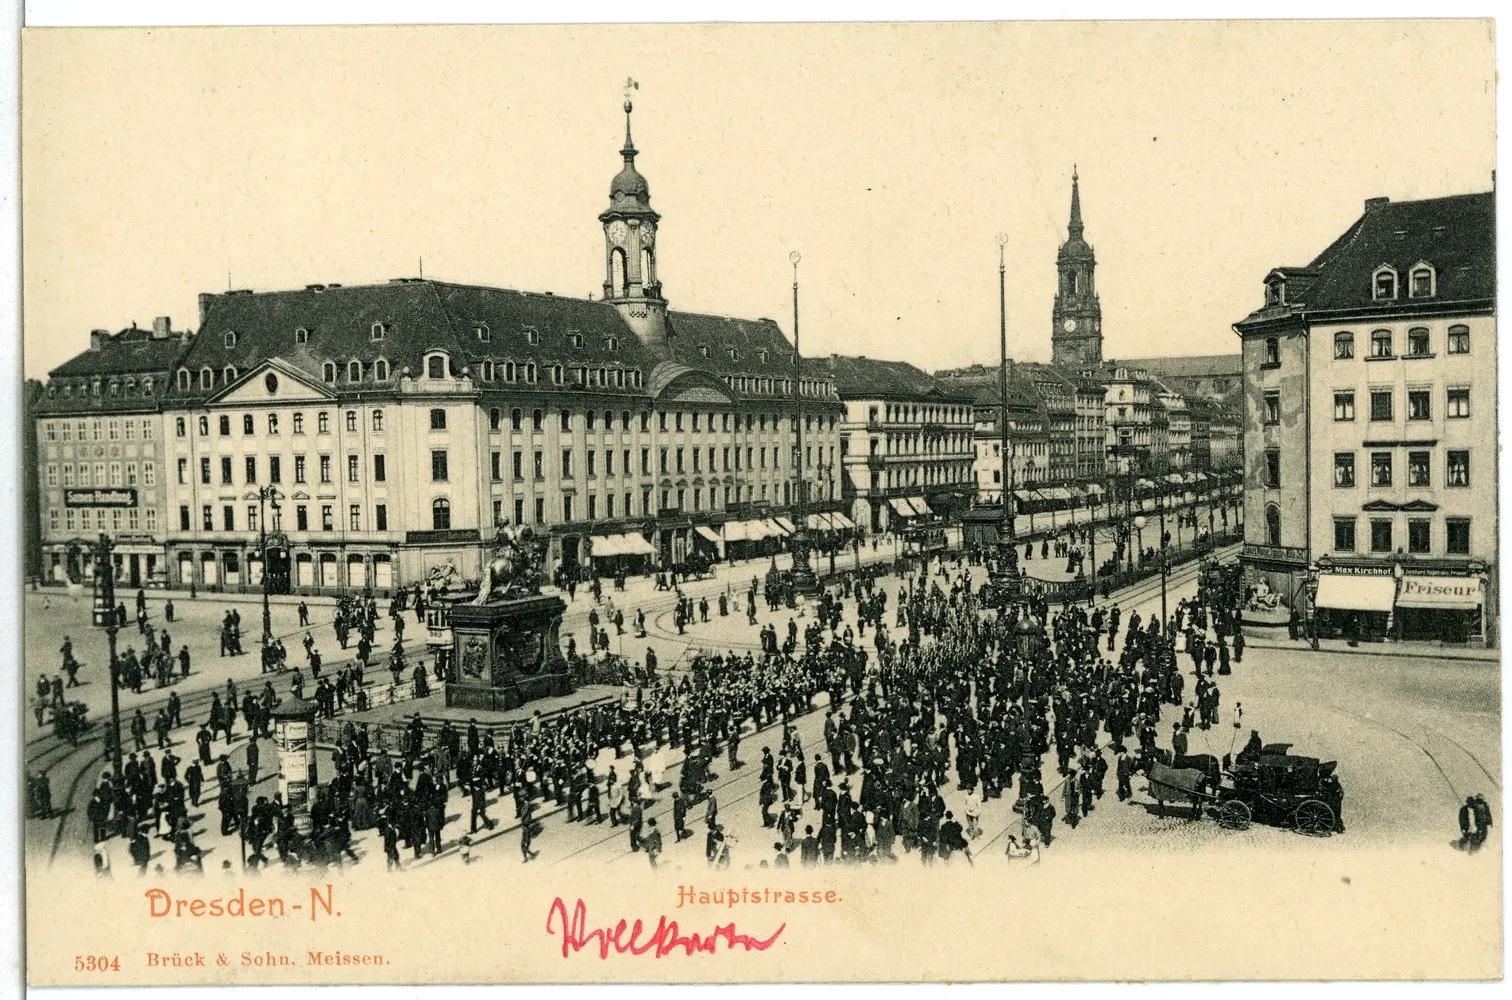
1365 196 1390 211
89 329 110 352
198 293 213 328
152 316 171 339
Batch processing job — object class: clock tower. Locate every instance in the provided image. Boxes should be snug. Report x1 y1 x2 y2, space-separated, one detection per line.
600 95 668 346
1051 168 1103 367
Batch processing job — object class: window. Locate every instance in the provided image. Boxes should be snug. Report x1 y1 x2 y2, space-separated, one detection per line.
177 458 187 484
222 505 235 531
561 449 573 478
431 450 448 482
1407 328 1430 357
489 408 501 431
1264 504 1281 546
1373 267 1397 301
245 456 258 484
242 413 255 435
641 448 651 475
375 359 389 381
1370 390 1393 421
350 504 362 531
1263 391 1280 425
372 323 386 341
269 456 281 483
586 450 596 477
1333 517 1356 552
1333 452 1355 487
1447 325 1470 354
198 415 209 436
506 408 520 432
247 506 258 532
268 414 279 434
317 411 330 434
1370 329 1393 358
321 505 334 531
220 456 233 485
372 409 384 432
1333 332 1355 360
219 415 231 436
347 455 360 482
179 505 190 531
178 370 191 391
1410 266 1435 298
1446 388 1470 418
345 410 357 432
375 504 388 531
45 463 57 487
319 455 331 483
1263 449 1280 488
1333 391 1355 421
490 452 501 481
176 417 186 437
223 366 238 384
200 368 214 390
373 454 385 482
295 505 308 531
348 360 362 382
1371 452 1393 487
295 327 309 345
512 451 523 479
1407 518 1431 554
534 451 544 479
294 455 306 483
427 355 445 379
1446 518 1471 555
1407 451 1430 487
144 509 157 531
1370 519 1393 553
534 497 545 525
563 495 575 522
560 410 572 432
532 409 543 432
1407 389 1431 421
323 362 337 383
1263 337 1280 366
1447 450 1469 487
202 505 213 530
659 448 668 474
293 413 304 434
475 323 490 343
430 408 447 431
513 498 524 526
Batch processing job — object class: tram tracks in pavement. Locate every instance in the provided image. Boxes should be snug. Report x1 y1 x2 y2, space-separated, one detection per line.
1323 703 1496 805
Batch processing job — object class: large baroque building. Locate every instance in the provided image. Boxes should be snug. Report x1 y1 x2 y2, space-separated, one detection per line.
38 101 844 595
1235 190 1496 644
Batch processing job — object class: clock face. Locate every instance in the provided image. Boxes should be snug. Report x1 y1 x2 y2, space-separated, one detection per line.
607 220 629 243
1063 319 1077 333
639 225 654 247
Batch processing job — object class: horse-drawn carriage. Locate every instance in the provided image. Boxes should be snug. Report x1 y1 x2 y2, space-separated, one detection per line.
1147 742 1343 836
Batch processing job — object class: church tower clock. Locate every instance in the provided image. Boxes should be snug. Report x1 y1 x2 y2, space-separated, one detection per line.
600 93 668 346
1051 168 1103 368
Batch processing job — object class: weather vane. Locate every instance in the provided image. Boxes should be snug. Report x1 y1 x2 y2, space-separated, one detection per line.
623 77 639 109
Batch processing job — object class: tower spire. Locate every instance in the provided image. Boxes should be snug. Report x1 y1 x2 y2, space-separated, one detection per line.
621 77 639 164
1068 166 1084 239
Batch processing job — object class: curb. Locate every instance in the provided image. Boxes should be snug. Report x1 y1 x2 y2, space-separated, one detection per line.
1244 637 1498 664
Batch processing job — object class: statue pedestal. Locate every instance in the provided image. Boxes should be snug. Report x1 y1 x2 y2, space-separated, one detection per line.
444 594 574 711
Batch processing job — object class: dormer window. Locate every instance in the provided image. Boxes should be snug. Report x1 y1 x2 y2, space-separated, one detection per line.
223 331 238 348
294 327 309 345
371 323 386 341
322 362 337 383
569 333 583 348
699 345 709 358
524 363 537 384
606 337 618 352
426 354 446 379
482 361 496 382
524 328 540 346
348 360 362 381
374 359 389 381
178 368 191 391
728 347 738 360
223 366 238 384
200 368 213 390
757 349 769 363
1409 262 1436 298
551 365 563 385
142 377 153 396
475 324 490 343
1265 277 1285 306
1372 265 1398 301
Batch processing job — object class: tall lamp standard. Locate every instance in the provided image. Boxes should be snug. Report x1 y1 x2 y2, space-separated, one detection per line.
987 232 1022 607
249 485 286 652
788 250 817 596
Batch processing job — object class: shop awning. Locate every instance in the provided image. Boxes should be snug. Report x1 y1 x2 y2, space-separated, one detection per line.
1395 575 1483 609
774 516 796 534
1084 482 1105 496
1314 574 1396 612
722 521 748 542
889 497 916 516
830 512 856 530
1136 478 1156 490
806 512 834 531
694 525 722 543
910 497 932 515
763 518 790 536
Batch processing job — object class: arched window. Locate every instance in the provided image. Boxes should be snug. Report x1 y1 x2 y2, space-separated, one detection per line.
525 363 537 384
641 248 654 286
431 497 451 530
504 361 517 382
1409 263 1435 298
510 408 522 431
178 368 191 391
607 337 618 352
482 361 495 381
1333 331 1354 360
322 362 336 383
223 331 237 348
200 368 213 390
475 324 490 343
611 247 627 297
294 327 309 345
142 377 153 396
371 409 384 432
223 366 238 384
374 359 389 381
1265 504 1282 547
348 360 362 381
371 323 386 341
1372 265 1398 301
426 355 445 379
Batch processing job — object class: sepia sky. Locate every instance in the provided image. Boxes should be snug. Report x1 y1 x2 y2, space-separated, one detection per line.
20 21 1495 378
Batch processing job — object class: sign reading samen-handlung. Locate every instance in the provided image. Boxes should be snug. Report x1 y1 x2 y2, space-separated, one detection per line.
63 488 137 508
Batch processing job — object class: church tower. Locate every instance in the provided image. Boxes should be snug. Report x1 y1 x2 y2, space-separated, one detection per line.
1051 168 1103 367
600 96 668 346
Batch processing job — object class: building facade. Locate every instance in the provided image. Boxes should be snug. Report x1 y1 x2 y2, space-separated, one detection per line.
1235 191 1496 644
826 355 976 532
34 319 191 588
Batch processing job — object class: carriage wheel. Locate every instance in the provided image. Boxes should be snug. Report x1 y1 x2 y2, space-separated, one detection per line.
1293 799 1335 837
1217 799 1251 831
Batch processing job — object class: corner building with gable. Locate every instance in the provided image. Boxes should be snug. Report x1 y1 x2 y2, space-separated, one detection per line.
158 101 842 595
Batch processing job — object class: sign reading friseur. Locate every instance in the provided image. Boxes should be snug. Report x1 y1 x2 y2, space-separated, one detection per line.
62 487 137 508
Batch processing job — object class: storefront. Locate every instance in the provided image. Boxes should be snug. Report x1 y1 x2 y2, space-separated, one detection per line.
588 531 656 575
1313 572 1395 641
1395 574 1486 644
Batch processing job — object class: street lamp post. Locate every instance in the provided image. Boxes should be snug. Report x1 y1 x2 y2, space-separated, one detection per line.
104 620 123 790
787 250 817 596
1133 514 1146 577
249 486 286 653
91 532 117 628
1305 561 1322 651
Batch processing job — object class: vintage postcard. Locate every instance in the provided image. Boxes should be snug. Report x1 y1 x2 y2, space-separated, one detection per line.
18 20 1501 984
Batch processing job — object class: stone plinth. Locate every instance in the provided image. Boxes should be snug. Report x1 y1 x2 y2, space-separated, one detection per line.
444 594 574 711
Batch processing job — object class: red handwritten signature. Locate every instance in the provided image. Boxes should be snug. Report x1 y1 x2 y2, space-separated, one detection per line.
546 897 786 959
